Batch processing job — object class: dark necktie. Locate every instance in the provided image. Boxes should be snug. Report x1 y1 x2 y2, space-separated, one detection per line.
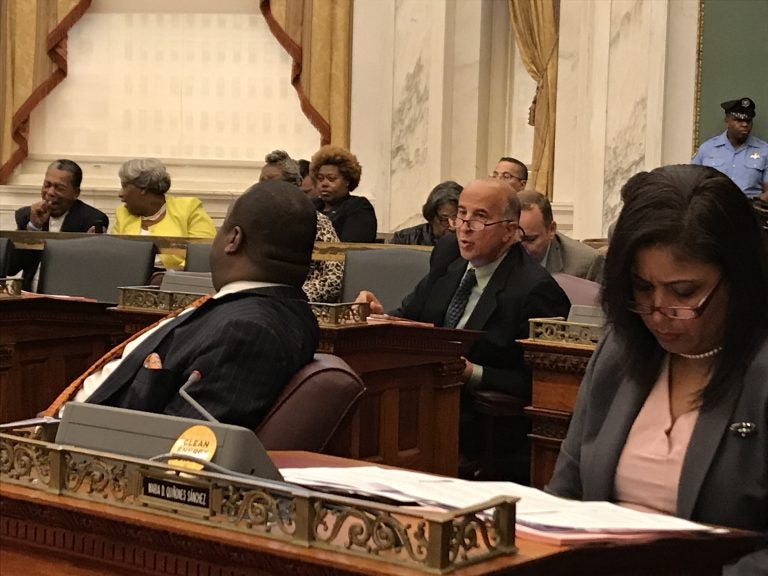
443 267 477 328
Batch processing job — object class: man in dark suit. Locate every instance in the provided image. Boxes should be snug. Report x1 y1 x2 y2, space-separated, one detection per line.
359 178 571 481
517 191 604 282
11 159 109 289
59 181 319 430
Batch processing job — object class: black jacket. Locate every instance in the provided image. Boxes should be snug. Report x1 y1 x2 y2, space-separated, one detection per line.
394 236 571 399
392 222 438 246
86 287 319 429
313 194 377 242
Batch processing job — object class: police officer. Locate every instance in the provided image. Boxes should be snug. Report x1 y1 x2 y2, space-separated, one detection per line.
692 97 768 201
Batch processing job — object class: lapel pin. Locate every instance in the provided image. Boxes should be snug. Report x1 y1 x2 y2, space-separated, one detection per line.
729 422 757 438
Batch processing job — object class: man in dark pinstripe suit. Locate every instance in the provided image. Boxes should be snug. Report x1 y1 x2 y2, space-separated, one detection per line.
76 181 319 429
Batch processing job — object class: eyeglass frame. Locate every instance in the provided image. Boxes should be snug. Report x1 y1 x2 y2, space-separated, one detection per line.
434 210 458 225
449 216 516 232
626 276 723 320
491 171 525 183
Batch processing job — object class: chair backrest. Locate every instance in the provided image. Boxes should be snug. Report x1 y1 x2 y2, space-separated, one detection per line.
0 237 10 277
340 248 431 311
581 237 609 250
552 272 601 307
184 243 212 272
255 354 366 452
160 270 214 295
38 236 156 303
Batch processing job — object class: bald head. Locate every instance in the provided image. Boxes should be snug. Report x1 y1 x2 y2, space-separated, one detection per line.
210 180 317 290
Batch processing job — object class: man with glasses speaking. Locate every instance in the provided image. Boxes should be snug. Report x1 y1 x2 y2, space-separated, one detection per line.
357 178 570 482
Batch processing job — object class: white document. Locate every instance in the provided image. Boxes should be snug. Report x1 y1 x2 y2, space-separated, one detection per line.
281 466 714 534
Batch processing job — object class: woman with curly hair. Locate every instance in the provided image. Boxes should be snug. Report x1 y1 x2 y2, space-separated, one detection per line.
260 150 344 302
310 145 377 242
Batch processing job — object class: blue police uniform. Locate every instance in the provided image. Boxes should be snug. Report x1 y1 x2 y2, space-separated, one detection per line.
691 131 768 198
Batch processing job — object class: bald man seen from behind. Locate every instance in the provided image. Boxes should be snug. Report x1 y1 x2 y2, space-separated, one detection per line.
52 181 320 430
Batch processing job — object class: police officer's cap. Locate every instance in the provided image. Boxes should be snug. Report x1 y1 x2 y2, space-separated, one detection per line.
720 97 756 120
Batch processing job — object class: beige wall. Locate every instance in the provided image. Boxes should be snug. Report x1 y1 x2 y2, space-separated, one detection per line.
1 0 701 239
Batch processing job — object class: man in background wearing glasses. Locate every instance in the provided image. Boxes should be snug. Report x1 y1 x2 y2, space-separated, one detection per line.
491 157 528 191
358 178 570 483
517 190 604 283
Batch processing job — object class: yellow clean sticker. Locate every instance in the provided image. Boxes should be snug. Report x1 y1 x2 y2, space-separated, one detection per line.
168 425 218 471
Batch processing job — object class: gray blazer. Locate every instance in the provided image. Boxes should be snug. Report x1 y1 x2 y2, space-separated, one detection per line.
547 330 768 574
545 232 604 283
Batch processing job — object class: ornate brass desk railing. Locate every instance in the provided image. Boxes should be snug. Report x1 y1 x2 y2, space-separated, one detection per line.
0 430 517 573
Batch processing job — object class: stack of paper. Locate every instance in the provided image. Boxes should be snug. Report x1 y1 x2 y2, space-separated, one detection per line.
281 466 717 544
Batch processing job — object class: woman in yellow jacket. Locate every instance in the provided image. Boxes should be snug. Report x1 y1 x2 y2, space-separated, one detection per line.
115 158 215 269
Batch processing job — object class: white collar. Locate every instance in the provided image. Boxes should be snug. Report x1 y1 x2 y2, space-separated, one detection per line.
214 280 287 298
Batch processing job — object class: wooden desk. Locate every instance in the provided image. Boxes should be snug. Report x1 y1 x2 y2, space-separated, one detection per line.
0 451 761 576
0 295 146 423
113 311 476 477
316 322 479 477
0 297 475 477
519 339 593 489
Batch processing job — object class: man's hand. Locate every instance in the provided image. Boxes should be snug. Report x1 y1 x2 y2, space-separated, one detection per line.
759 188 768 203
355 290 384 314
461 357 474 383
29 200 51 229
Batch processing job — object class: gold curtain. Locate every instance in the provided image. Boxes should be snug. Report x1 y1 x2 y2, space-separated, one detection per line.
260 0 352 149
0 0 91 184
508 0 559 199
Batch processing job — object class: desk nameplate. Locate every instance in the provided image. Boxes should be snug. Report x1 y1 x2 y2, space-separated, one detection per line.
140 473 212 516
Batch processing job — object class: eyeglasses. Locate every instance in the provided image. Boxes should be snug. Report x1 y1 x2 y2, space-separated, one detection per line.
491 171 524 183
435 214 455 225
627 277 723 320
449 216 514 232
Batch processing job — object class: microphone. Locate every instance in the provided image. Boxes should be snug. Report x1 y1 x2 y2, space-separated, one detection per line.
178 370 218 423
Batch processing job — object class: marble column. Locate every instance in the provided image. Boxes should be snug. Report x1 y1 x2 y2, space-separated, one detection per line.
351 0 502 233
553 0 699 238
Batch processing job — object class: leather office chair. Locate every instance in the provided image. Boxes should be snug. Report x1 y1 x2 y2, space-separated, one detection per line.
256 354 366 452
38 236 156 303
0 237 10 277
184 243 212 273
552 273 601 307
469 390 528 482
340 248 431 310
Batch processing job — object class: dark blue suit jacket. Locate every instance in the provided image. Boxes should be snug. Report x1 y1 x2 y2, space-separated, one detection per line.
86 286 319 430
395 237 571 399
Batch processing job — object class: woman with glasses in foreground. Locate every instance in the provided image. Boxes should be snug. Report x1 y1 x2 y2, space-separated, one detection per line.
547 164 768 574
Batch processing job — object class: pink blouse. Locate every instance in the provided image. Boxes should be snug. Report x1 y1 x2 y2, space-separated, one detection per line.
614 357 700 515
